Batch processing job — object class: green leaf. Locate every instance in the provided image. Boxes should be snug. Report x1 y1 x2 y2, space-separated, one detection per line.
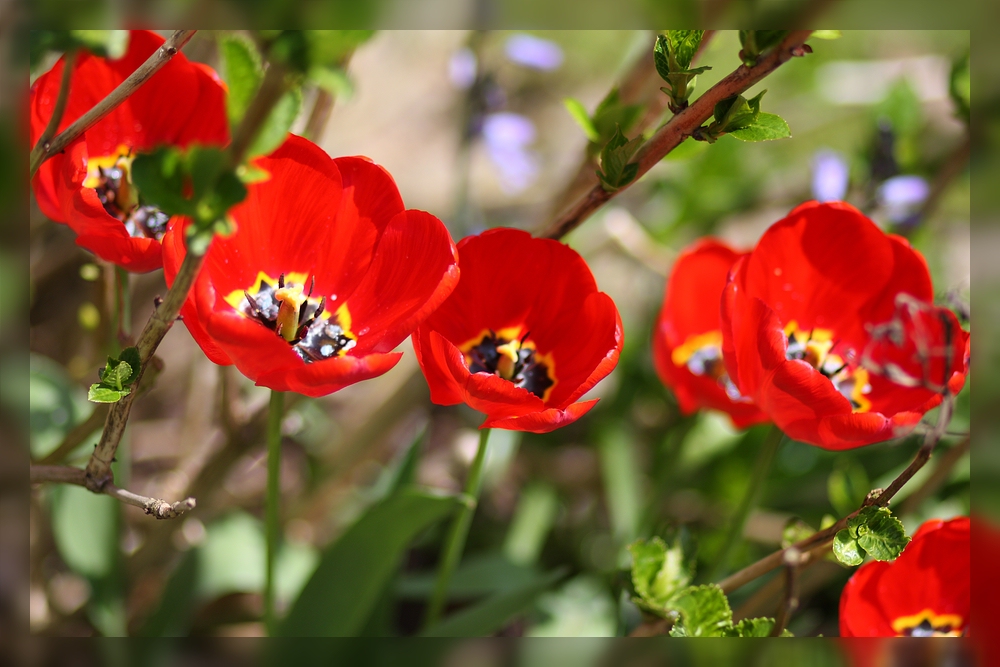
117 347 142 385
851 506 910 561
668 584 732 637
277 487 462 636
739 31 788 65
564 98 599 143
70 30 129 58
727 113 792 142
628 537 692 614
246 87 303 160
87 385 129 403
50 483 119 580
421 568 566 637
653 34 672 84
397 552 544 599
812 30 842 40
236 164 272 184
665 30 704 70
137 549 200 637
949 53 970 123
589 89 644 150
728 617 792 637
219 34 264 128
781 518 815 549
597 125 643 192
833 529 864 566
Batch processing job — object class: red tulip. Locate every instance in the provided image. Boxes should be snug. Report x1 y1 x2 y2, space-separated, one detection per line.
839 516 970 637
30 30 229 272
652 238 768 429
162 134 459 397
721 201 969 450
412 228 622 433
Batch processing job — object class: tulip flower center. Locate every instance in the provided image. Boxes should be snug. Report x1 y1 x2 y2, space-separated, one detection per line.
83 146 170 240
461 327 556 401
891 609 964 637
225 271 356 363
783 321 872 413
671 331 751 404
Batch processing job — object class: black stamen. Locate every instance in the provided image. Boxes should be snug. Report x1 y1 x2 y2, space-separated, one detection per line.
278 273 285 289
308 276 315 297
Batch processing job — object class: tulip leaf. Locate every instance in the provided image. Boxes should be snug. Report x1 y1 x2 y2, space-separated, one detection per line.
597 125 643 192
667 584 733 637
833 529 864 566
628 536 692 615
727 113 792 142
850 506 910 562
421 568 566 637
277 487 462 637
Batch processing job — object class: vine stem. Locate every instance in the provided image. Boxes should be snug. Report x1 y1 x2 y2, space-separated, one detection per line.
541 30 813 241
30 47 76 176
706 424 784 582
29 30 197 179
424 428 492 630
264 389 284 636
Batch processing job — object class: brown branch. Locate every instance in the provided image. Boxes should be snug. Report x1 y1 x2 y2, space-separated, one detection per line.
30 47 76 172
899 436 969 516
719 391 955 595
770 547 801 636
544 31 717 225
540 31 814 240
303 89 334 142
29 30 197 179
31 465 196 520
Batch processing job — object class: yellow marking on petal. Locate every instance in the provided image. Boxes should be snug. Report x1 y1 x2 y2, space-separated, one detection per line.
850 367 872 413
458 326 558 403
671 330 723 367
891 609 964 637
82 145 133 188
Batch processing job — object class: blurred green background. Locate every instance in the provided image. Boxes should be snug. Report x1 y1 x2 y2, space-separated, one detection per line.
12 25 975 658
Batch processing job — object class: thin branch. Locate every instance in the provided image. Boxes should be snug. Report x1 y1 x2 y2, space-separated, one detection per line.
718 392 955 595
302 89 334 142
540 31 814 240
899 435 969 515
80 50 293 495
31 465 196 520
29 30 197 179
545 31 716 224
770 547 801 636
30 47 76 172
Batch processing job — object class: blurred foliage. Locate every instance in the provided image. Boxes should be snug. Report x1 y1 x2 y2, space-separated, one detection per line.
23 28 972 648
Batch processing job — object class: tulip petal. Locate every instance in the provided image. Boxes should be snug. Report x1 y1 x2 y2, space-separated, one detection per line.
481 399 599 433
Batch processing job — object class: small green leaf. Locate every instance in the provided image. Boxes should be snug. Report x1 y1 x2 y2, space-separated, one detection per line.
653 34 672 84
667 584 732 637
852 506 910 561
739 31 788 65
589 89 644 152
246 87 303 160
116 347 141 385
597 125 643 192
88 385 129 403
728 617 792 637
309 65 355 99
727 113 791 142
50 483 119 580
563 98 599 142
665 30 704 70
812 30 842 40
781 518 815 549
100 360 133 390
219 34 264 128
628 537 692 615
833 529 864 566
236 164 272 184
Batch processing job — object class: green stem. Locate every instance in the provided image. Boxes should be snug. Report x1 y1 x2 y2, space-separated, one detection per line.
707 424 784 582
264 389 284 635
424 427 492 630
